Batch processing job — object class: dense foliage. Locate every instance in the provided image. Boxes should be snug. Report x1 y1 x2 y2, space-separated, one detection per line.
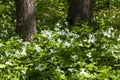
0 0 120 79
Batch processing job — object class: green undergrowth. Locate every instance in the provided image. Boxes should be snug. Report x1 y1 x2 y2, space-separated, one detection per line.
0 0 120 80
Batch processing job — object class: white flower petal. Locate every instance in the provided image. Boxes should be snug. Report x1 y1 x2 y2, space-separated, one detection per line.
5 61 13 66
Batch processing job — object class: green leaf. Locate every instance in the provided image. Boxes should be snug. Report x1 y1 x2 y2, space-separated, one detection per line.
13 78 19 80
0 64 6 68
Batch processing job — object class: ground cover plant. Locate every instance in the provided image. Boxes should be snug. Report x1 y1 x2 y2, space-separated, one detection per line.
0 0 120 80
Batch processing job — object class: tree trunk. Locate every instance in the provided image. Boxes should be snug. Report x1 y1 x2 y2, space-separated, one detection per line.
14 0 36 41
67 0 93 26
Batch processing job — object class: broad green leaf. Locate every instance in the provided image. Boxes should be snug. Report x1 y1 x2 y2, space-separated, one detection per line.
0 64 6 68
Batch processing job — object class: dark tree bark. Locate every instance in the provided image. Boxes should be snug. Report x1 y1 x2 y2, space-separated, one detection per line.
14 0 36 41
67 0 93 26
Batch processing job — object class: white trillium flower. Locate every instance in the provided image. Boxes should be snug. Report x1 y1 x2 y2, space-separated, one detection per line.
103 27 114 38
117 37 120 41
71 55 77 59
63 41 71 47
50 49 54 54
117 35 120 41
86 52 92 58
5 61 13 66
41 30 53 39
55 22 60 26
54 27 60 31
57 30 66 35
57 38 62 43
21 47 27 55
35 64 46 71
21 70 26 74
65 21 68 26
0 43 4 47
35 64 42 71
80 69 88 76
88 34 96 43
56 66 64 73
5 52 10 57
68 68 74 72
35 44 41 52
21 68 27 75
103 31 111 38
15 50 20 54
23 42 30 46
15 50 20 57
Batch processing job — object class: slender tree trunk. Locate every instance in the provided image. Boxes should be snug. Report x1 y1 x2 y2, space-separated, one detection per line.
14 0 36 41
67 0 93 26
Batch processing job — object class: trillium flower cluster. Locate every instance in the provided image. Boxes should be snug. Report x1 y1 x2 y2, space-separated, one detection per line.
103 27 114 38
